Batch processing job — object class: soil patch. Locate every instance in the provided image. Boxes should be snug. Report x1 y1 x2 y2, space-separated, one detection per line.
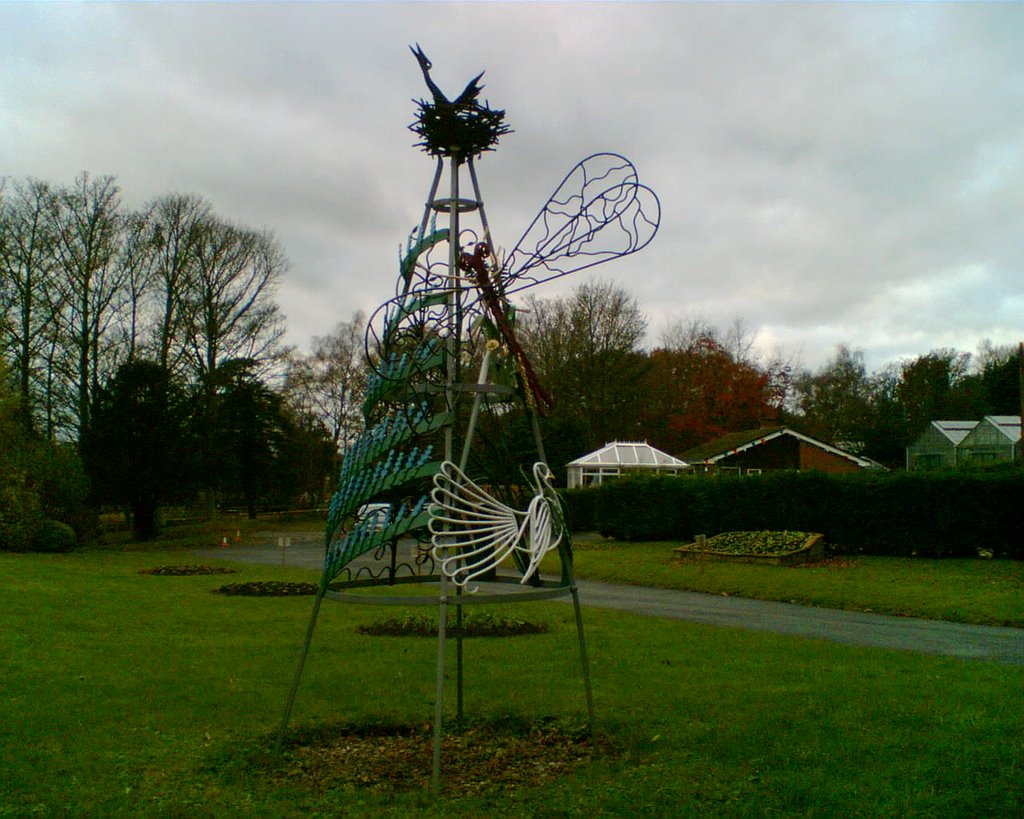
213 581 319 596
140 565 238 576
276 719 610 797
793 556 859 570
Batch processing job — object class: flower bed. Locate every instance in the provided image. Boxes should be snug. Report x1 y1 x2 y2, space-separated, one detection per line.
355 611 548 638
213 581 319 596
140 565 238 576
673 531 824 566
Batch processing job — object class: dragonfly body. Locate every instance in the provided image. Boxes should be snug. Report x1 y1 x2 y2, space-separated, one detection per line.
459 242 554 414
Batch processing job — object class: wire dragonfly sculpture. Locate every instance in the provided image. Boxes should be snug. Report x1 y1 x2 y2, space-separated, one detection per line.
283 50 660 791
327 151 660 589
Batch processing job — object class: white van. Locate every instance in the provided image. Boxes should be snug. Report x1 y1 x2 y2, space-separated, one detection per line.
356 503 390 531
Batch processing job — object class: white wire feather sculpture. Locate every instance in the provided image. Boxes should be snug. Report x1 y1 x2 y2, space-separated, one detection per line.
429 461 563 590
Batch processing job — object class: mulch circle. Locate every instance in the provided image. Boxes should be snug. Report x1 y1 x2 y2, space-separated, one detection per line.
139 565 238 576
213 581 319 596
356 613 548 638
276 719 612 798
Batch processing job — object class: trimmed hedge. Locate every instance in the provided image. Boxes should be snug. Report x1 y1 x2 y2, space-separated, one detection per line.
561 469 1024 559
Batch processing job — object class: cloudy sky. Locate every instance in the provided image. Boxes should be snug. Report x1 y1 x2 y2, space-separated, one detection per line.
3 2 1022 372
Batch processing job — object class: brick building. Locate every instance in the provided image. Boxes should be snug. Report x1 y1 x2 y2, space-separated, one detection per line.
681 426 880 475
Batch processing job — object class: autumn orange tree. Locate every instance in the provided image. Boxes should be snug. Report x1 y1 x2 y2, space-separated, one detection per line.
639 331 784 454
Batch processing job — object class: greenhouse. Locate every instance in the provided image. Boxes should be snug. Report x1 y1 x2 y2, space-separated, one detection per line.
566 441 689 488
957 415 1021 465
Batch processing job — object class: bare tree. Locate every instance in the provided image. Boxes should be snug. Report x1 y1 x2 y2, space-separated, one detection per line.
47 173 127 437
660 314 798 418
722 317 759 365
184 218 287 384
0 178 60 429
113 208 158 364
143 194 212 373
4 173 292 447
283 311 367 449
658 312 715 352
662 314 760 366
521 279 648 449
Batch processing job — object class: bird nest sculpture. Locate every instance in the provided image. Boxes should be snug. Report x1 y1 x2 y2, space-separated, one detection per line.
409 44 511 161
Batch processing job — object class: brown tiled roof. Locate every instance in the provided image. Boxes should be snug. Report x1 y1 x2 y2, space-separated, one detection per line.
680 426 876 468
679 427 788 462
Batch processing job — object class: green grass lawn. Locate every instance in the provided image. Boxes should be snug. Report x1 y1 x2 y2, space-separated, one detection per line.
561 535 1024 628
2 548 1022 816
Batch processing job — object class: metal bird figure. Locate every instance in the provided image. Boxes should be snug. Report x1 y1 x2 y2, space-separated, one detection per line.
410 43 484 108
429 461 563 590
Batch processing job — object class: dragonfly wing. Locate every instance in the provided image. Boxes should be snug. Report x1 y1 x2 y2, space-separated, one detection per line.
501 153 660 294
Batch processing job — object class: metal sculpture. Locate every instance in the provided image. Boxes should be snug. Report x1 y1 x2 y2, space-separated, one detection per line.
430 461 563 590
408 43 510 161
279 45 660 792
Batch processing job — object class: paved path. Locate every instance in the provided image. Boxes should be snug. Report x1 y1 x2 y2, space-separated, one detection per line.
568 579 1024 665
196 538 1024 666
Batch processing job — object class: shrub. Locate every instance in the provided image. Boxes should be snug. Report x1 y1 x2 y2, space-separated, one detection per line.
31 519 78 553
0 366 91 551
0 379 44 551
0 468 44 551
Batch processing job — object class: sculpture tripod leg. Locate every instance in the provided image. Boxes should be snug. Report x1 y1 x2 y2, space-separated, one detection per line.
276 589 325 751
570 580 596 738
525 392 596 737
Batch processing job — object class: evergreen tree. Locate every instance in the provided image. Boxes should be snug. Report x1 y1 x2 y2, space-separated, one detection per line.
83 360 196 539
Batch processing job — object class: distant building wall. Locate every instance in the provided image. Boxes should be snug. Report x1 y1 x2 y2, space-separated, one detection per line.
798 443 863 474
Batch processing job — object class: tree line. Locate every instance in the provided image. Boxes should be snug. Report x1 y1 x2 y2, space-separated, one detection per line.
0 174 289 438
2 173 1020 545
0 173 360 542
515 280 1020 475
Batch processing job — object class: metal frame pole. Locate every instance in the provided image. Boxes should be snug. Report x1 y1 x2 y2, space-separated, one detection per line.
432 152 463 793
431 574 448 793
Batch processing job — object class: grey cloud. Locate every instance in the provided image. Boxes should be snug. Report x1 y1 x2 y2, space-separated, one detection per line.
2 2 1021 372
